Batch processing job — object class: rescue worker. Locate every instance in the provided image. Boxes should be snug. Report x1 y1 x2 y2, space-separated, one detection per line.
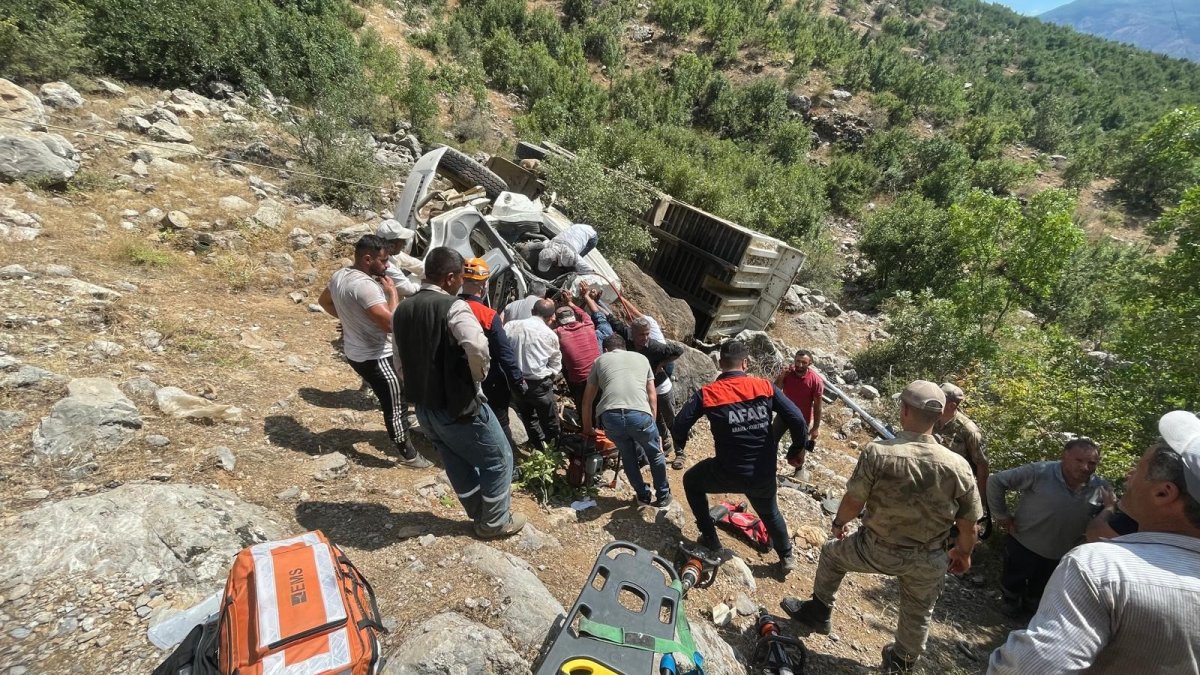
781 380 983 674
392 246 525 538
934 383 990 504
672 340 810 574
458 258 526 456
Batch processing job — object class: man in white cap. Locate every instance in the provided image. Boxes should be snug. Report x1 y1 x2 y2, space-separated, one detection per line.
781 380 982 674
989 410 1200 673
376 219 423 296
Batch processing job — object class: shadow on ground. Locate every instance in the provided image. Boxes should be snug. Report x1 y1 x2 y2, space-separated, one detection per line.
264 414 395 468
298 386 377 411
732 618 865 674
296 500 470 551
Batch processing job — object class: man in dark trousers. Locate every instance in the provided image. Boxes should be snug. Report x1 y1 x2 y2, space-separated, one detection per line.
393 247 526 539
672 340 810 575
317 235 431 469
458 257 526 456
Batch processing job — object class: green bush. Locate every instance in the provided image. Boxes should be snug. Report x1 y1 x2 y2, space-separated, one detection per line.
854 290 997 382
858 193 956 295
825 152 880 214
1116 106 1200 210
542 152 656 260
289 103 388 211
0 0 92 81
653 0 710 36
971 158 1034 194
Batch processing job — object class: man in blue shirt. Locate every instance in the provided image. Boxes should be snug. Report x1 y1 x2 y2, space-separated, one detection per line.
672 340 810 574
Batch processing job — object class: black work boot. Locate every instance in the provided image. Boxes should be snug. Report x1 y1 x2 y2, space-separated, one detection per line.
780 595 832 634
698 531 722 553
881 644 917 673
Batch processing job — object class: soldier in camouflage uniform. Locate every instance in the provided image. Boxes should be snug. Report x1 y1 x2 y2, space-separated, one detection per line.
781 380 983 673
934 383 990 504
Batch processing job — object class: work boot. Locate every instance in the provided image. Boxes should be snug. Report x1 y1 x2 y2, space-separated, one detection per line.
780 596 832 634
880 644 917 673
474 512 528 539
779 550 797 575
698 531 722 553
654 493 673 509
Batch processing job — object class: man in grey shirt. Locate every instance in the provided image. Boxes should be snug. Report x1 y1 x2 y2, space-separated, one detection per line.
989 410 1200 673
581 333 672 508
988 437 1109 615
317 235 431 468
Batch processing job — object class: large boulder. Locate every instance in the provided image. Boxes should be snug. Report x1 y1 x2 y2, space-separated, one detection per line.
32 377 142 462
382 612 531 674
691 621 749 674
673 346 718 403
461 543 565 652
39 82 86 109
612 259 696 340
787 311 840 352
733 329 788 378
0 129 81 184
0 79 47 129
0 482 286 589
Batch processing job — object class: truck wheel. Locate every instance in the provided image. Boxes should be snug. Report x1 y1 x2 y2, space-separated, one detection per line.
436 145 508 199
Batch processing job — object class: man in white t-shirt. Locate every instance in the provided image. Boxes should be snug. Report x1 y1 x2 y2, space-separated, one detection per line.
318 235 432 468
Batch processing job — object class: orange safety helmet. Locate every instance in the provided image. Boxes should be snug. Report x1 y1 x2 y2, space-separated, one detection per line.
463 257 490 281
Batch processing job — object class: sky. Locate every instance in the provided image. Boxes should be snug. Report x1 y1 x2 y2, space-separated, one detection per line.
988 0 1070 15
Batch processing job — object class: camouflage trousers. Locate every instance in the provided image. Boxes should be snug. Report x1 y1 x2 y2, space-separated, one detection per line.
812 529 949 662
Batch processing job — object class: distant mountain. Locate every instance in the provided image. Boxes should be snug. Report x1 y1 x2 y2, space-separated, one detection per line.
1041 0 1200 62
989 1 1067 16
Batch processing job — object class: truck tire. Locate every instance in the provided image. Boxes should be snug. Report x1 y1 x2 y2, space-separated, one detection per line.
515 141 549 161
435 145 508 199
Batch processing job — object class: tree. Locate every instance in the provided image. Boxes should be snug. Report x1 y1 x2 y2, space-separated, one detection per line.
1116 106 1200 209
948 189 1084 338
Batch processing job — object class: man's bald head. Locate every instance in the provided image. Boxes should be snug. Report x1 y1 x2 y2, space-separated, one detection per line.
533 298 556 324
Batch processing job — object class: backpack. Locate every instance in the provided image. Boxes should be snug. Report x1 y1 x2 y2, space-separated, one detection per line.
217 530 386 675
710 501 772 551
152 617 220 675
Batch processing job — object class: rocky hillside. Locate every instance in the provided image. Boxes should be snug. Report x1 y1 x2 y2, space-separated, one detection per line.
0 77 1018 673
1042 0 1200 61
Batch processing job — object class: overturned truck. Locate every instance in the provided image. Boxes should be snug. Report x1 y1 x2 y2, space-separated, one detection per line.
397 142 806 340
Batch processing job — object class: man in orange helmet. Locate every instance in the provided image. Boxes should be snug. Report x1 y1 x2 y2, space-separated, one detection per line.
458 258 526 457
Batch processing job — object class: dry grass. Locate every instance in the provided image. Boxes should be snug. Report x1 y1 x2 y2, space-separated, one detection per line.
108 236 182 267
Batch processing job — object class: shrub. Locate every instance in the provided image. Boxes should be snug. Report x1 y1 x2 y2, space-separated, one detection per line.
971 158 1034 194
854 290 996 382
858 193 956 295
0 0 92 81
825 152 880 214
288 93 388 210
542 152 656 260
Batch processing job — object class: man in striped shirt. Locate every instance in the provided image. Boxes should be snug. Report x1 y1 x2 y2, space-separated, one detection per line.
988 410 1200 674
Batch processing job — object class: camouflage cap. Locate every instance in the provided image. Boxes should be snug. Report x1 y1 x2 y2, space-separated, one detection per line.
940 382 965 402
901 380 946 413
